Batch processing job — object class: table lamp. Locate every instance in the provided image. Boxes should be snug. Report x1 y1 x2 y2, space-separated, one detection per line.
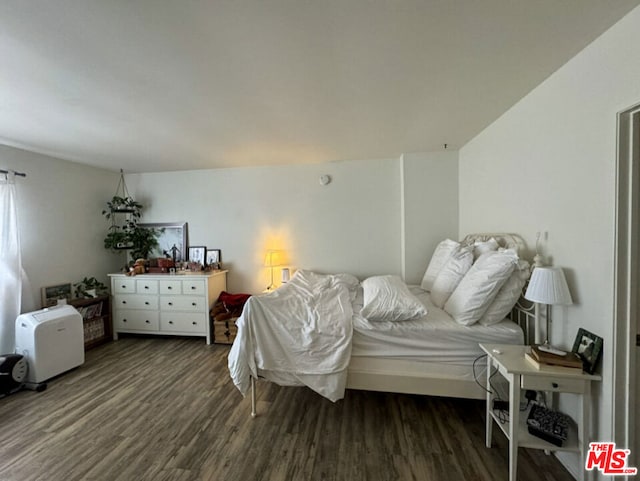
264 250 285 291
524 266 573 347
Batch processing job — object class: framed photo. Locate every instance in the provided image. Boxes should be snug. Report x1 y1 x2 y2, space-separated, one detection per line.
41 283 72 308
188 246 206 265
138 222 188 262
571 328 603 374
206 249 221 267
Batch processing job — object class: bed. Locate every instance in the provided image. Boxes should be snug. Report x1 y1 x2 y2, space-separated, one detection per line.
228 233 538 416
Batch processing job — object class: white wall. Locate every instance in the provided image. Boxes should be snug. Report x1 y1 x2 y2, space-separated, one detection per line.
127 158 402 293
0 145 121 309
126 153 458 294
459 5 640 476
401 151 458 284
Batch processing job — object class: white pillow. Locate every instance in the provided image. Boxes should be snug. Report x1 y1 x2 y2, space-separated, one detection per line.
444 250 518 326
361 275 427 322
430 247 473 308
473 237 499 260
479 259 530 326
420 239 460 291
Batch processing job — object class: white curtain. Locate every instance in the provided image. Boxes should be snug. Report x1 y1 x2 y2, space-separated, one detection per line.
0 172 27 353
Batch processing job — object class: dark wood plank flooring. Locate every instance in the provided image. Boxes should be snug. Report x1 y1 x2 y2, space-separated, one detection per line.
0 337 576 481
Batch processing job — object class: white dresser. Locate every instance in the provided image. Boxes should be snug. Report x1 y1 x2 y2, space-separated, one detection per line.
108 271 227 344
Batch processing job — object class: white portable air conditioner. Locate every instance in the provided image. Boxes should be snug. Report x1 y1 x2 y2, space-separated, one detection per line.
15 304 84 384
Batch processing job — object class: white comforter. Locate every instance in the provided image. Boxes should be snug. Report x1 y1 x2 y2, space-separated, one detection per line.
228 270 359 402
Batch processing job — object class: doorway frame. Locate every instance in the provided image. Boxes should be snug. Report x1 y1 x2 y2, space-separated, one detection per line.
613 103 640 461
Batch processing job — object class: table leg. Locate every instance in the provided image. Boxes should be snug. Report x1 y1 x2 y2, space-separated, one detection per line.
486 356 494 448
509 374 521 481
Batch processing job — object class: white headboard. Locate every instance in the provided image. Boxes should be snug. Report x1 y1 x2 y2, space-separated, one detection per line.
460 232 528 254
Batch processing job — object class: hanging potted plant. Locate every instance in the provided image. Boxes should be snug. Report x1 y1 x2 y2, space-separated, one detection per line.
102 195 142 218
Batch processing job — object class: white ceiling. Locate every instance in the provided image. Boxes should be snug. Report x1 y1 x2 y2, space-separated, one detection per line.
1 1 638 173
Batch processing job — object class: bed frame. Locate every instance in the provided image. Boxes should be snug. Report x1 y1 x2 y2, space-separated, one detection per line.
345 233 538 401
248 233 539 416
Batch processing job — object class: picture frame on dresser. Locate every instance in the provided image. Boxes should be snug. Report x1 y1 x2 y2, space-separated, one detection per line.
206 249 221 267
188 246 206 265
138 222 188 262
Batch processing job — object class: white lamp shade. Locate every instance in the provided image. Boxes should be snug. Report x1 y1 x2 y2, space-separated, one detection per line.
524 267 573 305
264 250 285 268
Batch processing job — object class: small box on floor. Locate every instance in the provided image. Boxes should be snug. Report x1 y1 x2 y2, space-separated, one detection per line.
213 318 238 344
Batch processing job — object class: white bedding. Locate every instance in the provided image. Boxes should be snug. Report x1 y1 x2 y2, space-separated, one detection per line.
228 273 523 403
228 270 359 402
351 286 523 365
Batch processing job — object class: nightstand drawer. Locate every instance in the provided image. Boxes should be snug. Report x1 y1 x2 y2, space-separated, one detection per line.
521 375 587 394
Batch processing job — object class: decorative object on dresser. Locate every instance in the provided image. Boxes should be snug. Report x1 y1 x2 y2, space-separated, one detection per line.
524 266 573 348
188 246 206 266
206 249 221 269
138 222 188 263
109 270 228 344
69 295 112 350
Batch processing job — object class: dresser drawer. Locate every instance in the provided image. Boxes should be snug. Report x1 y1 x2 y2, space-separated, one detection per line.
160 313 206 333
182 280 206 295
159 280 182 294
136 279 158 294
113 278 136 294
115 294 158 310
160 296 205 312
114 310 160 331
521 375 587 394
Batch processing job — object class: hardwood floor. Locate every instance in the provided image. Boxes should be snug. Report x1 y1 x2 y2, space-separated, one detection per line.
0 337 576 481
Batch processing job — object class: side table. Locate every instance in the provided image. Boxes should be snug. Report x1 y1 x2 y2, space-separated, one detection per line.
480 343 601 481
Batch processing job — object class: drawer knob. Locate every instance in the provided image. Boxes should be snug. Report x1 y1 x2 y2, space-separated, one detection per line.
122 300 127 304
168 286 173 290
145 301 149 305
123 318 127 323
145 320 150 324
552 382 559 388
169 321 173 324
144 285 149 289
121 285 126 289
192 321 197 325
192 302 197 306
191 286 196 290
168 302 173 306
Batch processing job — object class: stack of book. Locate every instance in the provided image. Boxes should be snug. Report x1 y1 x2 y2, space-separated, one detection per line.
525 345 584 372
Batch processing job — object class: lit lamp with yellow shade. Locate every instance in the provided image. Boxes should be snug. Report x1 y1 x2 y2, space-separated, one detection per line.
264 250 286 291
